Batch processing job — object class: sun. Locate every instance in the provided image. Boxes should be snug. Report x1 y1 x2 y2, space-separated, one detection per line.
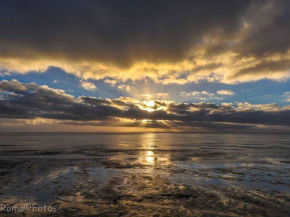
143 100 155 107
137 100 168 113
139 100 155 112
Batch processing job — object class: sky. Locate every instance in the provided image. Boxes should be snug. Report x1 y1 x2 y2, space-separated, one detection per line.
0 0 289 132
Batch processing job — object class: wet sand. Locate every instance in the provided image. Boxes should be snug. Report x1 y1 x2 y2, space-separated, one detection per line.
0 133 289 216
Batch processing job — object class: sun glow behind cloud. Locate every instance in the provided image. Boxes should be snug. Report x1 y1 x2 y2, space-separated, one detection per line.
141 100 155 112
138 100 168 113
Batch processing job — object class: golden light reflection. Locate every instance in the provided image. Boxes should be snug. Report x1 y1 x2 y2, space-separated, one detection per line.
141 133 156 149
147 150 154 156
138 133 156 166
137 133 171 167
145 151 155 165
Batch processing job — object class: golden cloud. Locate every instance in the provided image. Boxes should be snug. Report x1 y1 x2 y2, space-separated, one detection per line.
0 0 290 84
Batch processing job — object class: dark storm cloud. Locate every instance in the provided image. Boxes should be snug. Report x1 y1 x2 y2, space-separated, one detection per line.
165 103 290 126
1 81 290 131
0 0 251 66
0 80 121 120
235 0 290 56
0 0 289 83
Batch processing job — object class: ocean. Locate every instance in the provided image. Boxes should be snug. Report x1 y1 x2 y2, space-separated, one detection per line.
0 132 289 216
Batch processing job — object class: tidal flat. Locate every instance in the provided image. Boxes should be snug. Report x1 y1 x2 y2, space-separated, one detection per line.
0 133 289 216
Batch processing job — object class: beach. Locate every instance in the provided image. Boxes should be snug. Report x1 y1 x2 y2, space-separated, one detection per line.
0 132 289 216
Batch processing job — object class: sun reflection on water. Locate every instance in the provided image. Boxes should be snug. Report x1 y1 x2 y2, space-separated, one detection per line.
137 133 170 166
145 151 155 165
141 133 156 149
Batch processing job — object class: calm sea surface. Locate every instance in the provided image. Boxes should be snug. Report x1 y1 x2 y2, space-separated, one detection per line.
0 133 289 216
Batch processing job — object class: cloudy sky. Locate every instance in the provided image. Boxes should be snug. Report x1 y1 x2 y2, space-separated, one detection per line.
0 0 289 132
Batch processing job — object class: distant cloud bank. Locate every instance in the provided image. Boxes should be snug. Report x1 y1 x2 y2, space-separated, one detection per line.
1 80 289 132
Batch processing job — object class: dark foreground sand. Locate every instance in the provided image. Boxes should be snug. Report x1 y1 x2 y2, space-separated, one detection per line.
0 133 289 216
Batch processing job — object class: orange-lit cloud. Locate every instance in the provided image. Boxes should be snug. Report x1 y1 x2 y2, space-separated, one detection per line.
1 80 290 132
0 0 289 84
